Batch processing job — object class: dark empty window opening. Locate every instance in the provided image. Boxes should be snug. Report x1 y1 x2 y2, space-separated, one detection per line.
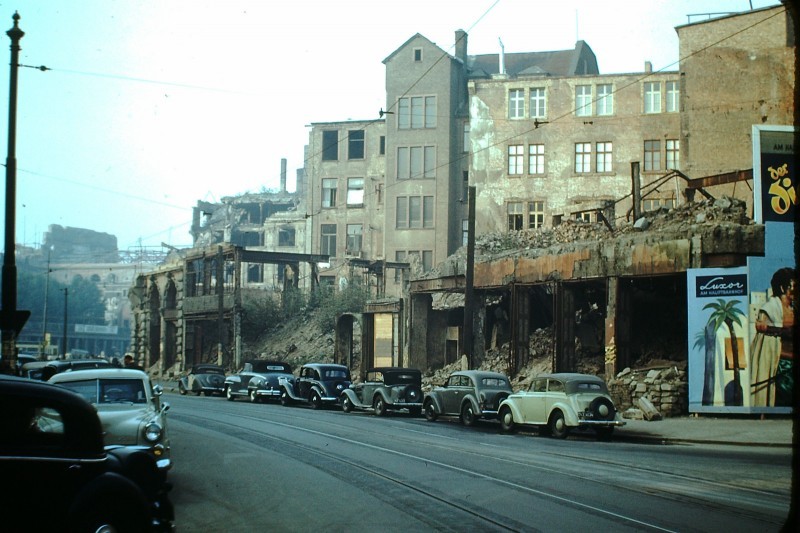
348 130 364 160
322 130 339 161
278 226 296 247
414 48 422 61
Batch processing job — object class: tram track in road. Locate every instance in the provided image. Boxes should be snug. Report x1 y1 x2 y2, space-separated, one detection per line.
172 403 693 532
173 396 788 527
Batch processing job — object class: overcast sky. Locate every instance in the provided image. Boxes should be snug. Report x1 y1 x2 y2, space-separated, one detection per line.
0 0 780 253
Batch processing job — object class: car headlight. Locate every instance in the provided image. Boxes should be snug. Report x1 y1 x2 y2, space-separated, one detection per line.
336 383 344 391
145 422 163 442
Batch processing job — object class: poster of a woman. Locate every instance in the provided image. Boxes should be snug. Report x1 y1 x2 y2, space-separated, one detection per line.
750 267 795 407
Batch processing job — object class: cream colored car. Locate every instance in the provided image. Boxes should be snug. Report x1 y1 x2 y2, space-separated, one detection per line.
49 368 171 470
498 373 625 440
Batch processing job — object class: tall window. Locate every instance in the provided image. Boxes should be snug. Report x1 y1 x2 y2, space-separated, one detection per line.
348 130 364 160
644 82 661 113
321 178 337 208
508 89 525 119
322 130 338 161
529 87 546 118
528 144 544 175
508 145 524 175
507 202 523 230
346 224 362 255
421 251 433 272
398 96 436 129
397 146 436 179
575 85 592 116
596 84 613 116
462 219 469 246
666 81 679 113
644 140 661 171
666 139 680 169
528 201 544 229
346 178 364 206
379 135 386 155
575 143 591 173
396 196 434 228
463 123 470 153
595 142 613 173
320 224 336 256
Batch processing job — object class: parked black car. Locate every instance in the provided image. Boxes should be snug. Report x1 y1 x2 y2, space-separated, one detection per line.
278 363 351 409
423 370 513 426
0 374 174 532
178 363 226 396
225 360 293 402
341 367 423 416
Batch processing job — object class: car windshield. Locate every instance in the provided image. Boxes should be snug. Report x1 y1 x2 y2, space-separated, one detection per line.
322 369 349 380
567 380 609 394
382 372 421 386
481 377 509 388
196 366 225 375
57 378 147 404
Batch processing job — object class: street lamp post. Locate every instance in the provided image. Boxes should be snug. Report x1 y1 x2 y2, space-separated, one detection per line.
0 12 30 372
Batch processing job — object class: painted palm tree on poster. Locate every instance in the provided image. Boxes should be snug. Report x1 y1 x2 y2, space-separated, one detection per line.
701 299 747 406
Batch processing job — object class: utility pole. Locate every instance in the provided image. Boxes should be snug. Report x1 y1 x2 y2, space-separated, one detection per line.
463 186 476 369
61 288 68 358
40 246 51 359
0 12 30 373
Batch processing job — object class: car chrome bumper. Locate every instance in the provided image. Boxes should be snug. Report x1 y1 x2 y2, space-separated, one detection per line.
578 419 626 427
256 390 281 397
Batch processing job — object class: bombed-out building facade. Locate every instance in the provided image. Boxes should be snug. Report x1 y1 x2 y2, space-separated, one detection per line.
130 6 794 414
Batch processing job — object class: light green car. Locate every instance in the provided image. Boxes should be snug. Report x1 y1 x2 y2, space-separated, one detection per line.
49 368 171 470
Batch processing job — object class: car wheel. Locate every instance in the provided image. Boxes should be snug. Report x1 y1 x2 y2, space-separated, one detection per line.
226 387 235 401
280 389 292 406
195 388 202 396
596 427 614 441
249 389 259 403
499 406 516 433
309 391 322 410
460 402 476 427
549 410 569 439
424 400 438 422
342 396 353 413
373 396 387 417
178 384 187 396
409 406 422 417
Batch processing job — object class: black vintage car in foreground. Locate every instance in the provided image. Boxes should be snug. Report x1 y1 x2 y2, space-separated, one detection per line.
0 375 174 532
225 360 293 402
278 363 351 409
178 363 226 396
341 367 423 416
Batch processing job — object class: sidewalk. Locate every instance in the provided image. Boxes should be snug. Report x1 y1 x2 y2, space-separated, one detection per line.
616 414 795 447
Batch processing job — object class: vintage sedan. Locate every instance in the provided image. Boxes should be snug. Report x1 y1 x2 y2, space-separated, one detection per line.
279 363 351 409
225 360 293 402
0 374 174 532
341 367 423 416
423 370 513 426
178 363 226 396
49 368 172 470
498 373 625 439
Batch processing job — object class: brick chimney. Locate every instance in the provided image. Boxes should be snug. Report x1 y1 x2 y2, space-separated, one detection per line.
280 158 287 193
455 29 467 63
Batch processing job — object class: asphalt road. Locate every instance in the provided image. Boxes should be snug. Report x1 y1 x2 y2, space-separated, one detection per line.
164 392 792 532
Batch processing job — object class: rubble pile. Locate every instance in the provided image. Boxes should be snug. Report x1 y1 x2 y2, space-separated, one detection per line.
608 364 688 418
